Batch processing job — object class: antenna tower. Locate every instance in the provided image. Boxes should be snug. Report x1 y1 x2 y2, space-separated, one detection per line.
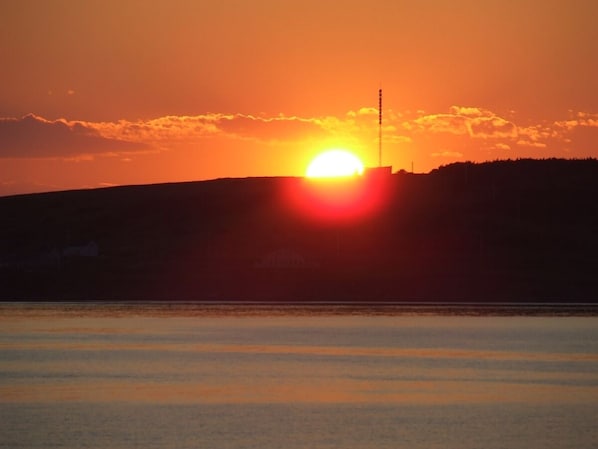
378 89 382 167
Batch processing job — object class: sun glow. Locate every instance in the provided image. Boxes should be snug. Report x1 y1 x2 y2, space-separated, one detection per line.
289 149 388 223
306 150 364 178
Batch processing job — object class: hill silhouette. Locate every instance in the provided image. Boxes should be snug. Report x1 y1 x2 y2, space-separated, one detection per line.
1 158 597 302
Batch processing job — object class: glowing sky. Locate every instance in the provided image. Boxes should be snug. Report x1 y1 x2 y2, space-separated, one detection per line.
1 0 597 195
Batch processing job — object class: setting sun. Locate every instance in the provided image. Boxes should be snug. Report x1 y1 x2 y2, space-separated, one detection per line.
306 150 364 178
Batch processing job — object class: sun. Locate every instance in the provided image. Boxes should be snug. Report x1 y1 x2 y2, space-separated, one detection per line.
306 149 364 178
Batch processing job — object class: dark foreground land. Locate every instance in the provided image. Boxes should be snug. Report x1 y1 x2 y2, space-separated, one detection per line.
1 159 597 302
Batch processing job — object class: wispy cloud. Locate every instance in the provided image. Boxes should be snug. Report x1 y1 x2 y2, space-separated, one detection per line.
554 112 598 131
73 113 327 145
404 106 517 139
0 106 594 162
76 112 385 147
431 150 464 158
407 114 469 135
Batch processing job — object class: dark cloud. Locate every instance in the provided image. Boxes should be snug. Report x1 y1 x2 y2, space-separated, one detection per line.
0 114 150 158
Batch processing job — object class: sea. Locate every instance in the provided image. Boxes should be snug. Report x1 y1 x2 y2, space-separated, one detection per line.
1 302 597 449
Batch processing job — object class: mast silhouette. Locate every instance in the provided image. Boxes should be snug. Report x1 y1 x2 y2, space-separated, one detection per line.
378 89 382 167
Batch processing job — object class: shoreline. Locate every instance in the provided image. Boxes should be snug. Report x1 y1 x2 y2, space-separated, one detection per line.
2 300 598 317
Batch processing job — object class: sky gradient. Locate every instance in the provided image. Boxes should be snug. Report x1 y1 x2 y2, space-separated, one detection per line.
1 0 597 195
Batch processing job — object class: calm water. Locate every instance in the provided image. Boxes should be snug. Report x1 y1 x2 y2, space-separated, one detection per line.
1 303 597 449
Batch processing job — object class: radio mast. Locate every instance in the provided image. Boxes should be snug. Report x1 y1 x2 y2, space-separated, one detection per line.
378 88 382 167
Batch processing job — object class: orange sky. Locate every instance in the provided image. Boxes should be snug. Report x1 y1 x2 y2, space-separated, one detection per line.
1 0 597 195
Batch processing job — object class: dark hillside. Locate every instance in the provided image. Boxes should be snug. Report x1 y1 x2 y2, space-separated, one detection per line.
1 159 597 302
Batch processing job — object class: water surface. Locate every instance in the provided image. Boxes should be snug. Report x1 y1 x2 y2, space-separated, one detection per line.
1 303 597 448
